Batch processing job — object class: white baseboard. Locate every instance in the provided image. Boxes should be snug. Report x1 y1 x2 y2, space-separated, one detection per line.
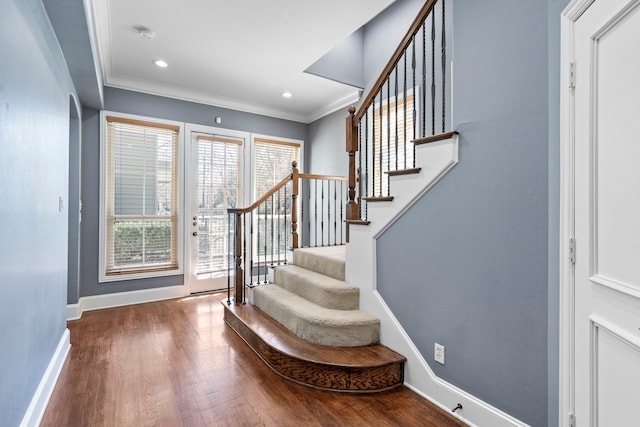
67 303 81 321
19 329 70 427
67 285 189 321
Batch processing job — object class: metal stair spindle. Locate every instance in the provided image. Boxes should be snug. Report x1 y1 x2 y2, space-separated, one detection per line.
403 52 407 169
412 35 417 167
442 0 447 133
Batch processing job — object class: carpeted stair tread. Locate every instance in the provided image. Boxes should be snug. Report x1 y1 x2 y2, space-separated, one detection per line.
253 284 379 347
293 246 345 281
274 264 359 310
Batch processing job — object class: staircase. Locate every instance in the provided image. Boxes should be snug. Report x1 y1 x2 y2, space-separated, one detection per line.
253 246 379 347
223 0 457 405
223 245 406 392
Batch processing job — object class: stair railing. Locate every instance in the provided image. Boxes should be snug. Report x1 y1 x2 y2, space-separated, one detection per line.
227 161 347 304
346 0 455 223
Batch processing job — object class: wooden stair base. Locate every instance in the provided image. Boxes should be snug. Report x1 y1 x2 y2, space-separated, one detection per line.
223 299 406 393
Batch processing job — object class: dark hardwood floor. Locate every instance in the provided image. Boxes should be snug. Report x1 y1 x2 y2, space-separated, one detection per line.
41 293 467 426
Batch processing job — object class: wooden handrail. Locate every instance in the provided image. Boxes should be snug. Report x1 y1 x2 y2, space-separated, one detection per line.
299 173 348 182
228 170 348 215
228 173 293 215
355 0 438 121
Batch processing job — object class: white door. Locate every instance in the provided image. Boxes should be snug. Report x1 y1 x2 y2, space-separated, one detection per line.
186 127 247 294
573 0 640 425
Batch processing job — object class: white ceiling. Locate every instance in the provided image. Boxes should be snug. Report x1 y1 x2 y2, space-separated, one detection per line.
90 0 395 123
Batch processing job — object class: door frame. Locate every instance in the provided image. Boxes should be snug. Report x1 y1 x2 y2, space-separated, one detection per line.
183 123 251 294
559 1 596 425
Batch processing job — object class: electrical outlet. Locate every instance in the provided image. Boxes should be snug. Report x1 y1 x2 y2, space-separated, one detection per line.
434 343 445 364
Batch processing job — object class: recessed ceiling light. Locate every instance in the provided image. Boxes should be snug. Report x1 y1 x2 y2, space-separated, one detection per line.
282 92 293 98
153 59 168 68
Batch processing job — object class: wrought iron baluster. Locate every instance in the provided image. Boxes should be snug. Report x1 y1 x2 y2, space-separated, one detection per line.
253 210 258 285
364 113 369 219
284 182 288 259
431 13 436 135
386 78 391 194
307 180 311 246
238 213 247 285
227 213 231 304
321 179 325 246
403 50 408 169
263 199 267 283
242 213 247 291
412 35 417 167
270 193 275 266
395 64 399 171
233 213 237 300
442 0 447 133
378 91 383 196
370 102 374 201
333 180 337 245
422 21 427 138
277 188 281 265
314 179 318 246
340 183 345 244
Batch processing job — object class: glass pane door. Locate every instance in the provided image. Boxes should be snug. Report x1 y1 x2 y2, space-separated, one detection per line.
188 131 243 293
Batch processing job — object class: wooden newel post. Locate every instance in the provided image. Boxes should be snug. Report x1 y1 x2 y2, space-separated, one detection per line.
346 106 359 221
291 161 299 249
234 212 244 304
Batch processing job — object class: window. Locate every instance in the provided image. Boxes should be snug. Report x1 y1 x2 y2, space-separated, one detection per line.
252 136 301 261
252 137 301 199
370 92 416 196
100 114 182 281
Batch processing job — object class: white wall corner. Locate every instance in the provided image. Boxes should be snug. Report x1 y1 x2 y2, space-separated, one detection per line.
19 328 70 427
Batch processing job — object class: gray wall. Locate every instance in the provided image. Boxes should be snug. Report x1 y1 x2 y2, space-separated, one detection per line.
305 29 365 89
307 107 349 176
376 1 549 425
79 87 308 297
0 0 74 424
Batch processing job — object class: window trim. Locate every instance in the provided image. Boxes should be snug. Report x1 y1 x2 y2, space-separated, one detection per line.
99 111 185 283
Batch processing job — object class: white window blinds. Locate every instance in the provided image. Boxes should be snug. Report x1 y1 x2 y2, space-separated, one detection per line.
104 116 179 276
372 93 416 196
252 138 300 260
195 135 242 275
253 138 300 198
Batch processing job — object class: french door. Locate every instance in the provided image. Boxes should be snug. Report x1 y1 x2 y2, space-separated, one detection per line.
186 126 248 293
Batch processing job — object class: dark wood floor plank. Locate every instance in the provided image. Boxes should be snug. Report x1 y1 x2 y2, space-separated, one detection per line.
41 293 467 427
